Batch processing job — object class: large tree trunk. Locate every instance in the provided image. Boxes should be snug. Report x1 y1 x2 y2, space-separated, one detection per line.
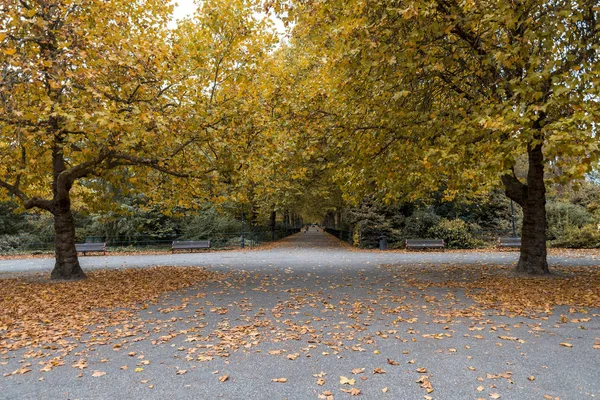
517 142 548 274
502 141 549 274
51 200 86 280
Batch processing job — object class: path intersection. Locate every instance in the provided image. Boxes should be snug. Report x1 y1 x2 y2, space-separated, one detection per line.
1 229 598 399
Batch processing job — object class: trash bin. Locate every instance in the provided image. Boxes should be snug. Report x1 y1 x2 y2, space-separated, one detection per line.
379 235 387 251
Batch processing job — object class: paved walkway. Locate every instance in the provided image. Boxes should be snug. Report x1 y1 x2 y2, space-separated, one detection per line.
1 229 599 399
1 230 598 276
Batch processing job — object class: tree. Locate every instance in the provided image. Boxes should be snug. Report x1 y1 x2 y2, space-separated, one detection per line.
278 0 600 273
0 0 266 279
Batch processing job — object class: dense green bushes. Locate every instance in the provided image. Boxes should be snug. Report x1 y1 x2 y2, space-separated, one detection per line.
0 199 294 253
328 185 600 249
2 180 600 252
403 209 440 239
426 218 482 249
338 199 497 249
546 201 593 240
0 233 49 253
550 224 600 248
0 202 29 235
180 207 241 239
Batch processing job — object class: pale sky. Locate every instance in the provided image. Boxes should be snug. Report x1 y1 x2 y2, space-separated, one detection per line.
172 0 197 21
170 0 285 33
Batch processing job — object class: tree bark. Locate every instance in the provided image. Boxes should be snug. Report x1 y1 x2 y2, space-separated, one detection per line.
283 210 290 228
51 199 86 280
502 142 549 274
270 210 276 241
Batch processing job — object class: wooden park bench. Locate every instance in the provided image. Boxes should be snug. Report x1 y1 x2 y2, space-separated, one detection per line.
405 239 445 251
171 240 211 253
497 237 521 250
75 242 107 255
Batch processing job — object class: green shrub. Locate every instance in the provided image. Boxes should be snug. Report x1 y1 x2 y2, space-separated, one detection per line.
550 224 600 248
225 236 256 248
546 201 592 240
427 218 480 249
404 209 440 239
181 208 241 240
0 233 52 252
0 202 30 235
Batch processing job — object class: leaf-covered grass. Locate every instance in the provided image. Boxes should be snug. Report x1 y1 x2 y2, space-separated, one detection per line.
391 264 600 314
0 267 226 352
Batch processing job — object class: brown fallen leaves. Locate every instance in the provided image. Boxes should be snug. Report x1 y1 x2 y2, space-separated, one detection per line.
4 366 31 376
0 267 226 353
318 391 334 400
340 376 356 385
341 387 361 395
396 265 600 313
416 375 434 394
72 359 88 370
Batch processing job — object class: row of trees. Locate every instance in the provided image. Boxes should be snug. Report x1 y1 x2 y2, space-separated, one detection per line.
271 0 600 273
1 0 599 278
4 180 598 253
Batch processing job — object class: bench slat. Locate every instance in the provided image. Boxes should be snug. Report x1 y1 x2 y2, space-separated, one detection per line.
172 240 211 252
406 239 445 250
75 243 106 255
497 237 521 248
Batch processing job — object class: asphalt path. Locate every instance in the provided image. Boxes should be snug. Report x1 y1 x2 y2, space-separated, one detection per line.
0 232 599 276
1 229 599 399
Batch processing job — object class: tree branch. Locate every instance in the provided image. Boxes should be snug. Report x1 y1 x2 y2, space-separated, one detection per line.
109 153 215 178
57 148 113 188
501 169 527 206
0 178 54 211
0 178 27 202
24 197 54 211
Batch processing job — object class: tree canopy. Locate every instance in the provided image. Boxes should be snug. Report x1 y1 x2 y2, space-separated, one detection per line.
0 0 278 278
1 0 599 278
271 0 600 273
